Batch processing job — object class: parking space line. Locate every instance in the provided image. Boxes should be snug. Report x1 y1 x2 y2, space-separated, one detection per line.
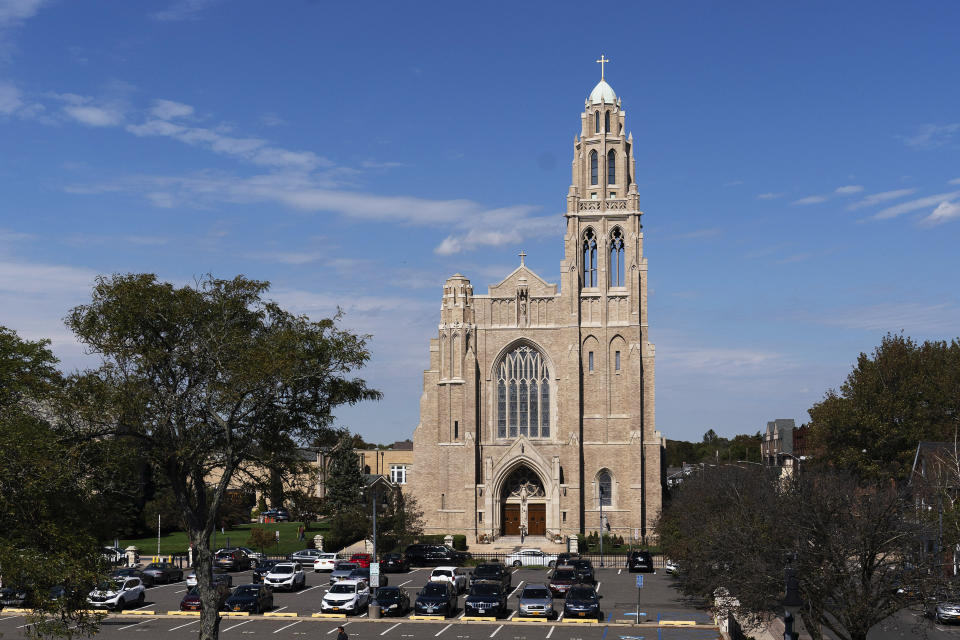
117 619 153 631
223 619 253 632
274 620 301 633
274 606 288 612
298 585 323 595
381 622 402 635
595 581 602 593
327 621 352 634
508 581 524 598
546 625 555 638
175 589 187 593
132 603 153 610
617 569 622 575
490 624 503 637
399 580 413 586
169 619 200 631
556 612 564 621
435 623 452 636
506 611 516 620
0 617 19 622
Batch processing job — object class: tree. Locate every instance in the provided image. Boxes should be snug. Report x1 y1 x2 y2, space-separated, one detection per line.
808 333 960 478
62 274 380 640
246 528 275 556
322 435 369 550
657 466 934 640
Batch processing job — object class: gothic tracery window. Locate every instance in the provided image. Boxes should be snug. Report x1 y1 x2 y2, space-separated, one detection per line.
497 345 551 439
607 149 616 185
609 227 624 287
598 470 612 506
583 228 597 287
594 110 600 134
604 111 610 133
590 150 598 185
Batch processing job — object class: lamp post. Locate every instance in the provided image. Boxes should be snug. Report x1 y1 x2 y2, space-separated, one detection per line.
783 566 802 640
599 485 605 568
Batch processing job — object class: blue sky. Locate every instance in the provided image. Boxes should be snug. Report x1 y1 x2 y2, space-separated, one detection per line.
1 0 958 443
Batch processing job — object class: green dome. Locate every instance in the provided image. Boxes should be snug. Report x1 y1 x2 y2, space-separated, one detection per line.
589 79 617 104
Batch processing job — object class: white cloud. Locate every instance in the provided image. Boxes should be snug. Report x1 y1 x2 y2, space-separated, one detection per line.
150 99 194 120
664 345 788 376
756 192 783 200
949 178 960 185
834 185 863 195
920 201 960 226
847 188 916 210
63 104 124 127
791 195 827 205
815 302 960 334
874 191 960 219
0 0 47 26
900 123 960 149
151 0 221 21
260 112 285 127
0 80 21 114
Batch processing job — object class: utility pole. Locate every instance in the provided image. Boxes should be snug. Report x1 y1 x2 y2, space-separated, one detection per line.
599 485 605 567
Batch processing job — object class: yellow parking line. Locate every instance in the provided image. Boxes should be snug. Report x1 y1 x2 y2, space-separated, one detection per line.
167 610 200 616
563 618 599 624
409 615 446 620
263 612 298 617
660 620 696 626
461 616 497 622
126 610 156 615
222 612 249 617
312 612 347 618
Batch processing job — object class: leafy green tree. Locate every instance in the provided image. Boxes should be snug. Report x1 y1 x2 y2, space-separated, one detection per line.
808 333 960 478
246 528 274 555
62 274 380 640
322 436 369 550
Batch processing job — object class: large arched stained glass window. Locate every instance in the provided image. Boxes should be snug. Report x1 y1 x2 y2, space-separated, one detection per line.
497 345 551 439
598 470 612 507
607 149 616 185
609 227 624 287
583 228 597 287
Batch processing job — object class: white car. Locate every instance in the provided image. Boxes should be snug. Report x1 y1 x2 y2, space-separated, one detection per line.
504 548 558 568
320 578 370 614
664 560 679 575
185 569 232 588
87 577 145 611
313 553 340 573
264 562 306 591
429 566 469 594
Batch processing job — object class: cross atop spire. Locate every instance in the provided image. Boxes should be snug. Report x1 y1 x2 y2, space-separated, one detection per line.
518 250 527 266
596 54 610 80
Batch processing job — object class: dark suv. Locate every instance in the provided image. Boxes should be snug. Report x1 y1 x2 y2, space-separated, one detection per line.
404 544 469 567
216 550 251 572
627 551 654 573
569 559 595 584
470 564 511 589
563 585 602 620
414 581 457 617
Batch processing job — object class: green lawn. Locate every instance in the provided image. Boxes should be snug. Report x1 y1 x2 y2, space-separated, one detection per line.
120 521 330 557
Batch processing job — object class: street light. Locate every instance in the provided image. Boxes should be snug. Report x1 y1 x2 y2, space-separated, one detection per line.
783 567 802 640
598 485 606 568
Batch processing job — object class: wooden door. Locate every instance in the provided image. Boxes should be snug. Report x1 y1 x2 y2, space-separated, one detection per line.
502 504 521 535
528 504 546 535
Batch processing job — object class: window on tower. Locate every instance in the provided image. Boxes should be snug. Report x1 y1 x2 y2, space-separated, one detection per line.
583 228 597 286
610 227 625 287
595 110 600 134
496 345 551 439
607 149 616 184
604 111 610 133
590 151 598 185
598 470 612 506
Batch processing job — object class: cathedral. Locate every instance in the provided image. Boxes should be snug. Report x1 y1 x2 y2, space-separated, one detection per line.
410 62 663 545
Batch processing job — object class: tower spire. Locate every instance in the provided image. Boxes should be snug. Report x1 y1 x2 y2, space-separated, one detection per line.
596 54 610 80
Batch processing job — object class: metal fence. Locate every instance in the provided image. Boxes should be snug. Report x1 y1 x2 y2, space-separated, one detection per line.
461 552 666 569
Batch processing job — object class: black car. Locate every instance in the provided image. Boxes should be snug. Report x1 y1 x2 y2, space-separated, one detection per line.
414 581 457 617
563 585 602 620
381 553 409 573
404 544 469 567
569 559 595 584
469 564 511 589
627 551 654 573
142 562 183 584
556 553 580 565
373 586 410 616
252 560 280 583
464 582 508 618
224 584 274 614
0 586 29 608
111 568 155 588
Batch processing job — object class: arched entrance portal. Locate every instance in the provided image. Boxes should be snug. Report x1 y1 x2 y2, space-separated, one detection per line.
500 465 547 536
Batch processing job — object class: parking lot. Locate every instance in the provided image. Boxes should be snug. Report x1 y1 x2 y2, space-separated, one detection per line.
0 565 720 640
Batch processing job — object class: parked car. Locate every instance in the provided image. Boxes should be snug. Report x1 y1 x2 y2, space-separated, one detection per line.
505 548 558 568
517 583 555 619
464 582 507 618
469 563 511 590
414 581 457 617
404 544 469 567
111 567 154 588
179 583 231 612
288 549 324 564
349 553 372 569
664 560 679 575
926 592 960 624
224 584 274 614
263 562 306 591
313 553 339 573
252 560 279 583
330 562 359 584
348 567 387 587
87 577 145 611
430 566 469 594
233 547 264 564
215 549 251 572
547 566 578 597
186 568 232 588
320 579 370 615
261 509 290 522
380 553 409 573
570 559 596 584
373 586 410 616
627 550 654 573
556 552 580 565
563 584 602 620
142 562 183 584
0 586 29 608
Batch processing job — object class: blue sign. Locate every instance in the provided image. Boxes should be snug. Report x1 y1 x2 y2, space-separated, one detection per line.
636 575 644 588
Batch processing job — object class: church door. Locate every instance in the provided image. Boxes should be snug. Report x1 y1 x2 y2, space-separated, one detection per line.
503 504 521 535
528 504 546 535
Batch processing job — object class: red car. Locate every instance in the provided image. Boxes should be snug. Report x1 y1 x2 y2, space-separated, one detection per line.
349 553 372 569
180 584 230 611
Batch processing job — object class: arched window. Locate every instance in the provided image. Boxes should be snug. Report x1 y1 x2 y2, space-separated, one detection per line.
598 470 612 507
589 151 598 185
594 111 600 134
604 111 610 133
497 345 551 439
583 228 597 287
609 227 624 287
607 150 616 185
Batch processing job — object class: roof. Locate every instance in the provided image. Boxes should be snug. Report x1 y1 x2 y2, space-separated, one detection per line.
589 79 617 104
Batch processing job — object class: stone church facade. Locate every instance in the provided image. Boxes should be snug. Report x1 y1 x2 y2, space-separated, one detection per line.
410 69 663 545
